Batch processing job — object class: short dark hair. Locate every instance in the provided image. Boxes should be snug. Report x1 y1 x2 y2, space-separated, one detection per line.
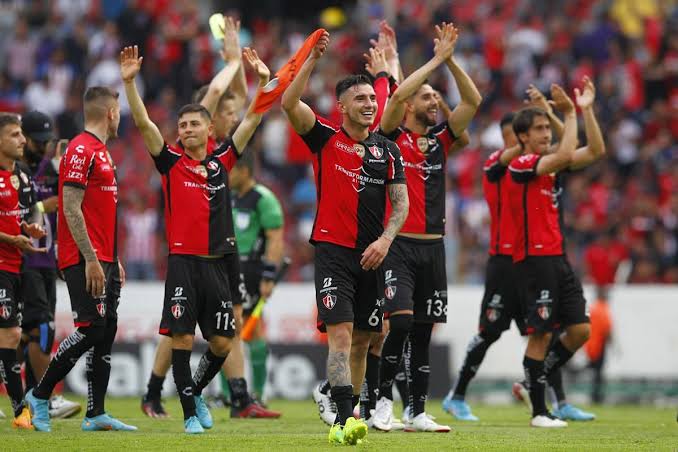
500 112 515 129
83 86 119 121
512 107 548 146
191 86 235 109
335 74 373 99
234 149 255 175
177 103 212 122
0 112 21 132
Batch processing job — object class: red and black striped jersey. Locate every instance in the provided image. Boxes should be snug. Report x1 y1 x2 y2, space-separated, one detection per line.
154 139 239 256
58 131 118 270
0 163 35 273
483 149 516 256
380 122 455 234
507 153 565 262
300 115 406 250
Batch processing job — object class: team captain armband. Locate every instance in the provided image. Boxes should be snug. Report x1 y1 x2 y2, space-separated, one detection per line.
509 153 541 183
484 149 507 183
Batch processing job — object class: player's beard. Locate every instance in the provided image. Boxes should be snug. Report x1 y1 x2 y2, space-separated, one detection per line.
415 109 437 127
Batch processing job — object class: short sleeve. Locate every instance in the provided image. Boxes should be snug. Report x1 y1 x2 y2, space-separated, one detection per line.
484 149 507 183
153 143 183 174
386 141 406 185
257 190 284 230
377 126 403 142
61 143 95 189
509 153 541 184
213 138 240 171
300 116 338 154
429 121 456 153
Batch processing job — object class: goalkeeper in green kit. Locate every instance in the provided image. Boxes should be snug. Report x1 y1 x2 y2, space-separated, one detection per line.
218 151 284 412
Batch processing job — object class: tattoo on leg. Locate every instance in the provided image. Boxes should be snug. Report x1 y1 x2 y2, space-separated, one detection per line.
327 351 350 387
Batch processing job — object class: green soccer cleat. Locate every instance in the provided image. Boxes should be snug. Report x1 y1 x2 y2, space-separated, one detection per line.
328 423 344 445
343 417 368 445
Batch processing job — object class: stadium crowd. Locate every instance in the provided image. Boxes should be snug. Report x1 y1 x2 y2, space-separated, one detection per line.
0 0 676 284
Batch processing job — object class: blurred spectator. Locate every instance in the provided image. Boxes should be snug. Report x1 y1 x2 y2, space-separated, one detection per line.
584 286 613 404
123 197 159 281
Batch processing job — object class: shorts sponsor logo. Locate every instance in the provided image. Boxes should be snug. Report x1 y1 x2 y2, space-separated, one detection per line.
97 302 106 317
0 305 11 319
536 290 552 320
220 300 233 309
172 303 185 319
486 308 500 322
385 285 396 300
0 289 6 299
322 294 337 310
368 145 383 159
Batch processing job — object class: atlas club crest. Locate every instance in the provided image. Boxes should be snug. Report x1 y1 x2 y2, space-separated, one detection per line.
172 303 185 319
322 293 337 310
368 145 383 159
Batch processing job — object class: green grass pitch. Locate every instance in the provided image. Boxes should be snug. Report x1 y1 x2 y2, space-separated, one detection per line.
1 397 676 451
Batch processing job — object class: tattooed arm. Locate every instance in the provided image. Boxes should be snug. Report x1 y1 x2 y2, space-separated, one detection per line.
63 186 105 297
360 183 409 271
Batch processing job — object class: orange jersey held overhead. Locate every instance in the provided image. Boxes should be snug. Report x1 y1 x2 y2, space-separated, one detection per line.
253 28 327 114
584 299 613 361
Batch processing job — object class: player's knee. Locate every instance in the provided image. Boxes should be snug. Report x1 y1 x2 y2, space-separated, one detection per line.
388 314 413 337
172 333 194 350
209 335 232 357
0 326 22 347
410 322 433 345
327 323 352 352
351 330 371 355
479 330 501 346
569 323 590 347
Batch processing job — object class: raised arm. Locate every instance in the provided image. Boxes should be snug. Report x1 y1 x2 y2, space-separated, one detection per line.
202 16 244 116
280 31 330 135
364 47 391 131
380 22 457 134
120 45 164 156
535 84 577 175
570 76 605 170
525 84 564 139
231 47 270 153
443 56 482 136
371 21 403 83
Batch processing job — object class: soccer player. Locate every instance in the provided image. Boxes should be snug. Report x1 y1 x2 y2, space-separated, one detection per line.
371 22 481 433
139 17 277 419
228 152 284 403
122 43 270 433
19 111 81 419
506 78 605 427
282 31 409 445
25 87 137 432
0 112 46 429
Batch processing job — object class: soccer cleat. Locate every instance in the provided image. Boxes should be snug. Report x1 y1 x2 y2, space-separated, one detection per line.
26 388 51 432
343 417 368 445
512 381 532 413
194 396 213 429
442 396 479 421
552 403 595 421
328 423 344 445
391 418 405 431
12 407 34 430
404 412 451 432
371 397 394 432
81 413 138 431
530 413 568 428
232 402 281 418
312 382 337 426
184 416 205 434
402 405 436 424
141 395 169 418
49 395 82 419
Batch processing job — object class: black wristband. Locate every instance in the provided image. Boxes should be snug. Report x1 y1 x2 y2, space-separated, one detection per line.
375 71 389 80
261 261 277 281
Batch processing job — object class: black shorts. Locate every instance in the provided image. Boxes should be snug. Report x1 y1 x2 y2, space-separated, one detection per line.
478 255 526 336
224 252 245 307
64 261 120 328
315 242 384 333
159 255 236 340
21 267 57 329
240 260 263 317
382 237 447 323
0 270 21 328
516 255 590 334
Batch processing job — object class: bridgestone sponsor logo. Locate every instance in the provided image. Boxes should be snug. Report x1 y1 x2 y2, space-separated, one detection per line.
334 164 384 185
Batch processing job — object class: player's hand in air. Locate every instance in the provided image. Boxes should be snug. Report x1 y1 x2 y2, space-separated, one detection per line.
243 47 270 86
360 236 392 271
575 76 596 110
524 84 552 113
220 16 241 63
120 45 143 83
364 47 389 77
433 22 458 61
312 31 330 59
549 83 574 114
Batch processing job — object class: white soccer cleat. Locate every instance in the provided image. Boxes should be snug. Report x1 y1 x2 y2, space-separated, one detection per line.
49 395 82 419
404 412 451 433
530 414 568 428
312 383 337 426
512 381 533 413
391 418 405 430
371 397 394 432
402 405 436 424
